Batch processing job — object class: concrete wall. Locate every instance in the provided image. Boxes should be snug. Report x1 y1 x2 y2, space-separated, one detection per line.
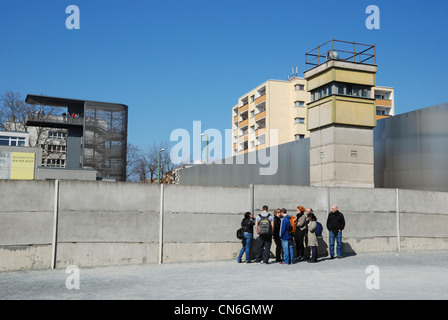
178 139 310 187
1 180 448 271
309 126 374 188
374 103 448 192
36 167 97 181
0 180 54 270
162 184 248 263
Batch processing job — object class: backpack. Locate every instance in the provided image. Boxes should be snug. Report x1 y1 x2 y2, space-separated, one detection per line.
258 214 272 236
236 227 244 240
315 221 323 237
290 216 297 234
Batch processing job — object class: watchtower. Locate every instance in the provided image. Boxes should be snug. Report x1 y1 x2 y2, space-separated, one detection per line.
304 40 377 188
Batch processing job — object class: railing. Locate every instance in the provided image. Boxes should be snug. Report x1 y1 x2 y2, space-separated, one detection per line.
376 99 392 107
254 94 266 106
26 113 83 126
255 110 266 121
305 39 376 71
239 104 249 113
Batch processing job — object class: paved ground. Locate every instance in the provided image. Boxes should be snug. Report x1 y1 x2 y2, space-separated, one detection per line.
1 250 447 300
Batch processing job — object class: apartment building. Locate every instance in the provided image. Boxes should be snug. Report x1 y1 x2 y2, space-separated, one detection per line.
232 78 394 155
232 78 310 155
373 86 394 119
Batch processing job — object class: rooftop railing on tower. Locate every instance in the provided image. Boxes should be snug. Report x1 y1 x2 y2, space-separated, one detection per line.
305 39 376 71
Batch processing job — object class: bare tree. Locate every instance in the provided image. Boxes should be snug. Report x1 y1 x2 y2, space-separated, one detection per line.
129 145 151 183
125 143 141 182
1 91 49 146
147 140 174 183
126 140 175 183
146 142 160 183
135 154 149 182
0 91 64 165
159 140 174 181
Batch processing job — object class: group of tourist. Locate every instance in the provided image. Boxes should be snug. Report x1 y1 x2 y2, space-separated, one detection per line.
237 205 345 265
29 110 83 121
62 112 83 120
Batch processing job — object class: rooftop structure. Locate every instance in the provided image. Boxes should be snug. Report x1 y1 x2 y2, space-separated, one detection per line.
25 94 128 181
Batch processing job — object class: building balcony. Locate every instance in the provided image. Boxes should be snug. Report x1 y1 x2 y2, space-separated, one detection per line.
239 119 249 128
255 144 268 151
239 103 249 113
255 110 266 122
255 128 266 136
26 113 83 129
376 99 392 107
254 94 266 106
238 135 248 143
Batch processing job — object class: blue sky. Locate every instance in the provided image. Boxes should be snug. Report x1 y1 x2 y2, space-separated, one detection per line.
1 0 447 154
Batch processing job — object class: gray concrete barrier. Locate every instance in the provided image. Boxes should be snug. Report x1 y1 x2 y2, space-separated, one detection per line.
1 180 448 271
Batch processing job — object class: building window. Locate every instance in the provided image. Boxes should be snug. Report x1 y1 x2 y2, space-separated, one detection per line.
334 82 370 98
0 136 26 146
257 86 266 97
46 158 66 168
311 83 333 101
250 110 255 118
256 134 266 145
311 82 370 102
251 95 255 103
375 92 391 100
295 84 305 91
47 145 67 153
295 117 305 124
295 134 305 140
295 101 305 107
48 131 67 140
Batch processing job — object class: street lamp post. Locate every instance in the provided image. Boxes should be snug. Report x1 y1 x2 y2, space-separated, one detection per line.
201 133 209 163
158 148 165 184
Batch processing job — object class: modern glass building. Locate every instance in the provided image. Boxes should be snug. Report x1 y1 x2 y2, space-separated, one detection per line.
25 95 128 181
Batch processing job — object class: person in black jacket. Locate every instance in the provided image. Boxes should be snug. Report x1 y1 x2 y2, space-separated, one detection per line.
295 206 307 262
237 212 255 263
326 205 345 259
273 209 283 262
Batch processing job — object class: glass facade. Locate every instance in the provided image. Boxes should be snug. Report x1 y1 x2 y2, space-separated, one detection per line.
83 101 128 181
